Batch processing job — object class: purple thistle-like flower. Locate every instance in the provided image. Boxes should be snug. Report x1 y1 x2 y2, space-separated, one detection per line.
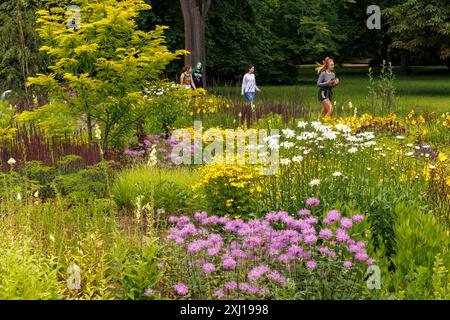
214 289 225 299
319 228 333 240
306 260 317 269
343 261 353 268
304 234 318 245
145 288 154 297
367 258 375 265
222 257 237 270
352 214 364 223
202 263 216 273
336 228 349 243
340 217 353 229
325 210 340 224
306 197 320 207
224 281 237 291
355 251 368 262
173 282 189 296
298 209 311 216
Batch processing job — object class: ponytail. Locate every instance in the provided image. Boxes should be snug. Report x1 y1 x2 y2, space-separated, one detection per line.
316 57 333 74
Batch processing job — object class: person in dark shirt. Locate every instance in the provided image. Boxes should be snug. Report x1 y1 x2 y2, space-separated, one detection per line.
316 57 340 117
192 62 204 89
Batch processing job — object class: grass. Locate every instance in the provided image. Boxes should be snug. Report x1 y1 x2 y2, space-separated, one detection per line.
212 65 450 116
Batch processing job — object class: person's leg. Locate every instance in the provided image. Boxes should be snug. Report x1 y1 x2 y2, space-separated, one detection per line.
321 99 330 117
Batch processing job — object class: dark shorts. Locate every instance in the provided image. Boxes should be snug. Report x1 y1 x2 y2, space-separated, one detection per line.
318 88 333 102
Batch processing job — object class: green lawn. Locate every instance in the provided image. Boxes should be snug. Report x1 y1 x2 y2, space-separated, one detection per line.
212 65 450 115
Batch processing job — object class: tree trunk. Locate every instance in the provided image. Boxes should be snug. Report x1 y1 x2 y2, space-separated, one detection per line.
180 0 212 81
400 50 411 74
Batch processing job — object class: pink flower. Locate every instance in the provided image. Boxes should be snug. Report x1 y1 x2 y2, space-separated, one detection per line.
298 209 311 216
306 260 317 269
214 289 225 298
352 214 364 223
367 258 375 265
355 252 368 262
306 197 320 207
319 228 333 240
336 228 349 242
145 288 154 297
222 257 237 270
202 263 216 273
343 261 353 268
340 217 353 229
225 281 237 291
324 210 340 224
173 282 189 296
304 234 318 245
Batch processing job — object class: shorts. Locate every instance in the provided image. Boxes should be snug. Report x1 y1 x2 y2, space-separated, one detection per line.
318 88 333 102
245 92 255 103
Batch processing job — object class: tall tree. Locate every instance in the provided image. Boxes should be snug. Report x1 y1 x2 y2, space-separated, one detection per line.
385 0 450 70
180 0 212 68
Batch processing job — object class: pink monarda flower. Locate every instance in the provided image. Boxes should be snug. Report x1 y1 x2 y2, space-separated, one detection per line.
324 210 340 224
340 217 353 229
306 260 317 269
319 228 333 240
355 251 368 262
202 262 216 274
145 288 154 297
248 265 271 282
298 209 311 216
352 214 364 223
213 289 225 299
318 246 329 254
304 234 318 245
222 257 237 270
173 282 189 296
336 228 350 242
367 258 375 265
224 281 237 291
306 197 320 207
343 261 353 268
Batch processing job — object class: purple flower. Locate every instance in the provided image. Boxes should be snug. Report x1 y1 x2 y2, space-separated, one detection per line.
248 265 271 282
324 210 340 224
304 234 318 245
213 289 225 299
355 251 368 262
306 260 317 269
202 263 216 274
367 258 375 265
225 281 237 291
352 214 364 223
306 197 320 207
336 228 349 243
298 209 311 216
173 282 189 296
343 261 353 268
145 288 154 297
222 257 237 270
340 217 353 229
319 228 333 240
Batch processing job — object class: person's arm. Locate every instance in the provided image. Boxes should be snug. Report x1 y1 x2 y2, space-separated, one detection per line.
333 78 340 87
180 73 185 85
241 74 248 95
255 77 261 92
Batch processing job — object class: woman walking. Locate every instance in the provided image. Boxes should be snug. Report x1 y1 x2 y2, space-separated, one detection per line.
192 62 204 89
180 66 196 90
316 57 339 117
241 65 261 108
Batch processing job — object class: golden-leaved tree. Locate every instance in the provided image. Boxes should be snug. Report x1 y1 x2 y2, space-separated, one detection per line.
27 0 186 155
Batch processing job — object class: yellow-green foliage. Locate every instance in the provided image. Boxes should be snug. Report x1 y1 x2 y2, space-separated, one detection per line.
27 0 186 149
0 101 17 141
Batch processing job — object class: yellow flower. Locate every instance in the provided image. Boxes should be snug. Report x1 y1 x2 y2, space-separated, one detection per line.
446 176 450 187
438 152 448 163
